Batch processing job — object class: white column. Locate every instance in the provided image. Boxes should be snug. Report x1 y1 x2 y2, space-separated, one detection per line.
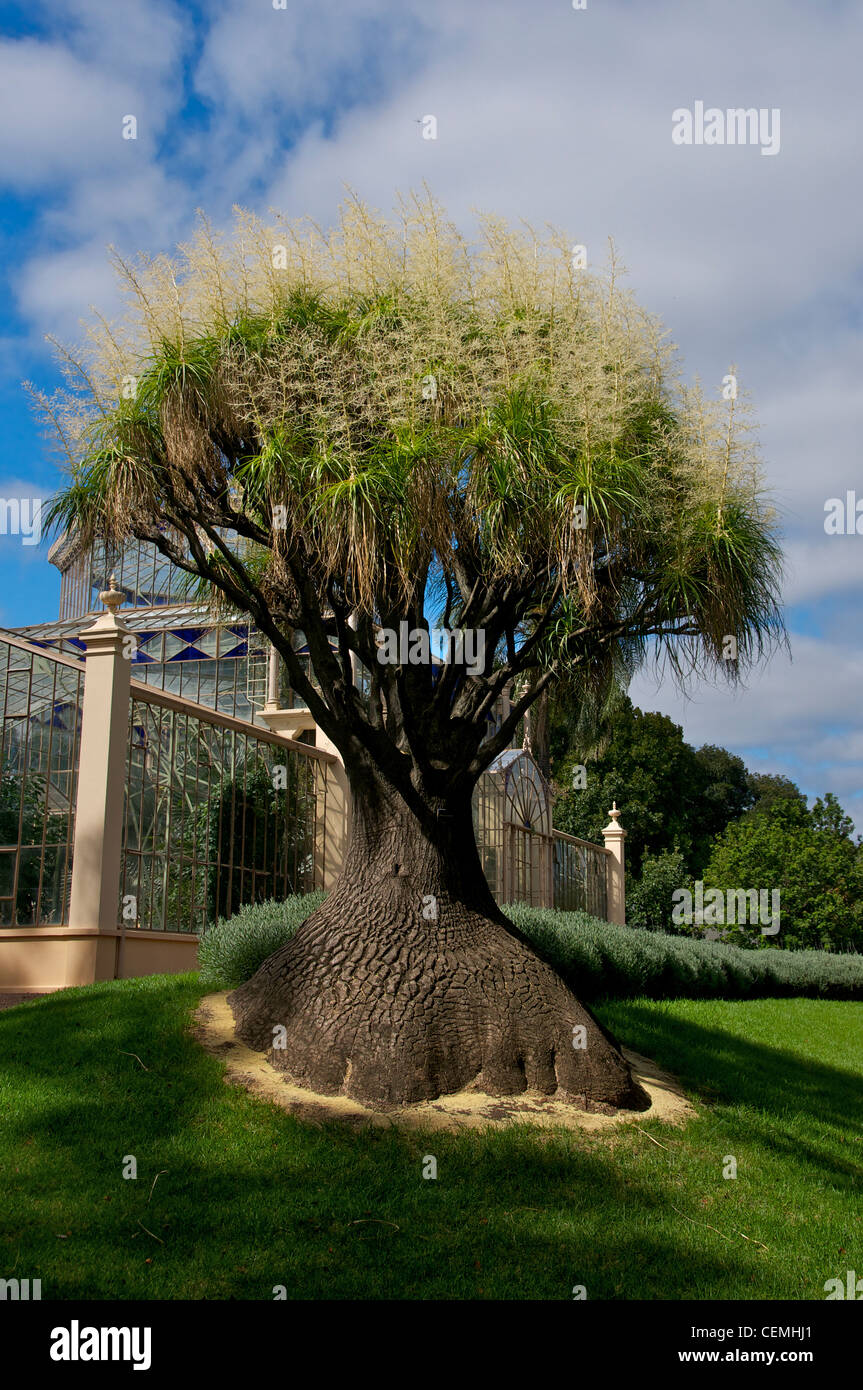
264 641 279 710
348 611 363 689
68 577 131 963
602 802 627 925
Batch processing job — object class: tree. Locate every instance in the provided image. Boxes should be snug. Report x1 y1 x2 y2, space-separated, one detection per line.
42 195 785 1108
553 698 752 879
746 772 808 818
691 744 753 863
554 699 701 877
626 849 690 932
810 790 857 840
702 795 863 951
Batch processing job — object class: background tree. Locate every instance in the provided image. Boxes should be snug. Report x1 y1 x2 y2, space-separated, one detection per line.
809 791 856 839
701 792 863 951
692 744 753 859
746 771 808 819
42 195 784 1109
553 697 753 879
625 848 690 933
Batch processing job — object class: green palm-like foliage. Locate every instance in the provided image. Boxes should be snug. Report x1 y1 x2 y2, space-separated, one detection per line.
36 193 785 795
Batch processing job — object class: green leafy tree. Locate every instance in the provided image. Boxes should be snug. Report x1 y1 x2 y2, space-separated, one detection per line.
811 790 857 839
553 697 751 879
702 796 863 951
626 849 690 932
746 772 807 818
42 195 785 1109
692 744 753 856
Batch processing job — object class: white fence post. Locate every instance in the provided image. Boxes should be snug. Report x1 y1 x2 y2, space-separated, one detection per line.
67 577 131 978
602 803 627 925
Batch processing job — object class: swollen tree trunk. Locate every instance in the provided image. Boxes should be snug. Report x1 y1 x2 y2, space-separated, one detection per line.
229 755 647 1112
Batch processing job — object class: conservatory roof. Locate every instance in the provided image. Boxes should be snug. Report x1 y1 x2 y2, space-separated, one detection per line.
47 530 86 571
2 605 270 664
6 604 255 642
486 748 524 773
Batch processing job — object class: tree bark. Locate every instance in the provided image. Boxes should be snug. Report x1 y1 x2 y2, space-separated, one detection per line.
228 756 648 1111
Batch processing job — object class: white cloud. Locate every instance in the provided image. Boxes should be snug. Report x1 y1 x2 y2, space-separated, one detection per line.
194 0 426 116
0 40 139 188
0 0 187 189
16 243 125 345
782 539 863 605
630 632 863 829
3 0 863 826
61 0 188 85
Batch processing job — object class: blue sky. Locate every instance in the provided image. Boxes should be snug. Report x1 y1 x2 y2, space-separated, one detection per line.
1 0 861 825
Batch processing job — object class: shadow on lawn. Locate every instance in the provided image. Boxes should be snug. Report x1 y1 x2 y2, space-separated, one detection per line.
0 980 856 1298
598 999 863 1186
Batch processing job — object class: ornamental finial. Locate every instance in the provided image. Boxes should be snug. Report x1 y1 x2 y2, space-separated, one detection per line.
99 574 123 614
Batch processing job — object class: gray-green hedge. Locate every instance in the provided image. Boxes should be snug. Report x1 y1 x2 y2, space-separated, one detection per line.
198 893 863 1000
198 892 326 990
503 903 863 1000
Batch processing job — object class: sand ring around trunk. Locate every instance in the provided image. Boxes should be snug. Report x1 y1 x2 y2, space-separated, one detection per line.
193 992 697 1133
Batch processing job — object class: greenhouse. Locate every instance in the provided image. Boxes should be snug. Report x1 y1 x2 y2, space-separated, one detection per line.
473 749 609 919
0 533 625 990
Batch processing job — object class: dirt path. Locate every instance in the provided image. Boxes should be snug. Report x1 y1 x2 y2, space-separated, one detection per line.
0 993 48 1010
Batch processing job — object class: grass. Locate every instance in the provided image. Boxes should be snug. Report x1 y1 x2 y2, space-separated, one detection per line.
0 976 860 1300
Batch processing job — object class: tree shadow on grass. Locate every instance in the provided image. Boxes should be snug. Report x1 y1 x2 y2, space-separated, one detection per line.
0 1099 756 1300
0 980 853 1299
597 999 863 1186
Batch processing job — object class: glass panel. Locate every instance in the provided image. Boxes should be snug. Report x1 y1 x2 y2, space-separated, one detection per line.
194 629 220 658
0 849 15 895
121 695 322 932
14 847 42 924
163 633 189 661
37 844 69 924
0 639 83 928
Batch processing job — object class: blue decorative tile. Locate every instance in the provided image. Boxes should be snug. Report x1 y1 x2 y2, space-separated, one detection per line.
167 646 209 661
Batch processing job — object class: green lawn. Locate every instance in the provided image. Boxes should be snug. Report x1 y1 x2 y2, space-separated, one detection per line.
1 976 860 1300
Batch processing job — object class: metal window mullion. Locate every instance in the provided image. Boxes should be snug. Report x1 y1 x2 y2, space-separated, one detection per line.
121 699 135 927
62 671 84 923
33 660 61 924
10 653 35 922
148 702 164 932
